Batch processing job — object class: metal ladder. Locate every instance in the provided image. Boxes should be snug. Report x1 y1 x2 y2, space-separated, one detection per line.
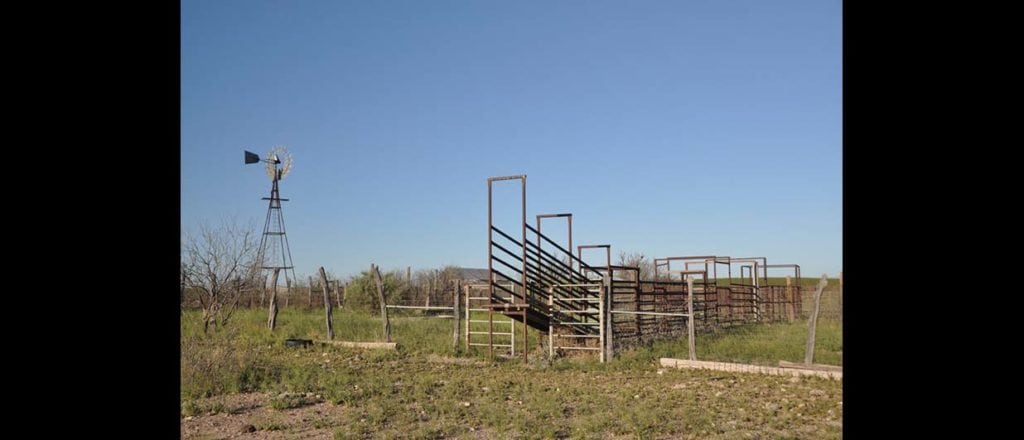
464 283 516 356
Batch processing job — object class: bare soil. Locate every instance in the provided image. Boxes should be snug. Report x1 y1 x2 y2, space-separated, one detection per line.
181 393 347 439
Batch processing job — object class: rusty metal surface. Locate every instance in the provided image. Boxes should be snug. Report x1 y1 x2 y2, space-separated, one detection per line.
484 175 810 361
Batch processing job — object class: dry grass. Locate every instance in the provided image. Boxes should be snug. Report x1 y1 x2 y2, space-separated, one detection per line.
182 308 842 438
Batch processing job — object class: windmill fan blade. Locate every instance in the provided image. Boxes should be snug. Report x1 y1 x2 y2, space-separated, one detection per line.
244 150 260 164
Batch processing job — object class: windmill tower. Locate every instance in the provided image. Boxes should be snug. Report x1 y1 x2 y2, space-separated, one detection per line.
245 147 297 291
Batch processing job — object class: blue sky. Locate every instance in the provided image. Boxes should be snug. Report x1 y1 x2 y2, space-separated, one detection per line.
181 0 841 281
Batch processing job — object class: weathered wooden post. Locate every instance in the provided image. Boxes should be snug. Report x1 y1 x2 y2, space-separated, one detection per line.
319 267 334 340
804 275 829 365
308 276 314 308
427 271 436 310
452 279 461 352
839 271 843 326
687 276 696 361
267 268 281 331
372 264 392 342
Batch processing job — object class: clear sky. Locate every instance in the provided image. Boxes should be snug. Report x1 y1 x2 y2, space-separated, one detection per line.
181 0 842 281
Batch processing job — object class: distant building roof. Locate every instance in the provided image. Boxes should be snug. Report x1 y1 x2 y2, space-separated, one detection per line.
455 268 490 281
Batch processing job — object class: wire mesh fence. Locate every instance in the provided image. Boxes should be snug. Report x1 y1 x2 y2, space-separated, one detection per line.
679 274 842 368
181 266 843 371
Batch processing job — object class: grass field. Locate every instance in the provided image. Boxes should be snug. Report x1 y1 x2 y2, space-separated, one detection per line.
181 308 842 438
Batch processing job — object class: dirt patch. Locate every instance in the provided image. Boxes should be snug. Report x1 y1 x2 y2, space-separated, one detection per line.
425 354 486 366
181 393 347 439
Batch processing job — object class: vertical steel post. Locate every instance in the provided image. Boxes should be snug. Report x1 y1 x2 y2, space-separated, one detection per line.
510 308 515 357
487 179 493 358
548 286 554 359
521 176 527 309
599 279 606 363
785 275 794 321
567 216 573 274
605 246 613 359
754 263 761 322
523 308 528 363
687 276 696 361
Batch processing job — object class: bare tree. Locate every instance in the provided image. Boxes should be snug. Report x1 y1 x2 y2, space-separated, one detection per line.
407 266 460 307
181 220 260 333
618 251 654 282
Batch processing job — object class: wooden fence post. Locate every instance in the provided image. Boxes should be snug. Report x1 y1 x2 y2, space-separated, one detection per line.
308 276 314 308
426 274 433 310
319 267 333 340
372 264 392 342
267 268 281 331
804 275 829 365
839 271 843 326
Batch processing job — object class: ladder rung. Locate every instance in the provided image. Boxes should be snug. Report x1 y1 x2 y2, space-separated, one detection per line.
468 343 513 348
553 346 601 351
468 320 513 324
468 331 513 336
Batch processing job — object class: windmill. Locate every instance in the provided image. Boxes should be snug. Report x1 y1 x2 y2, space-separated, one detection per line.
245 147 297 292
